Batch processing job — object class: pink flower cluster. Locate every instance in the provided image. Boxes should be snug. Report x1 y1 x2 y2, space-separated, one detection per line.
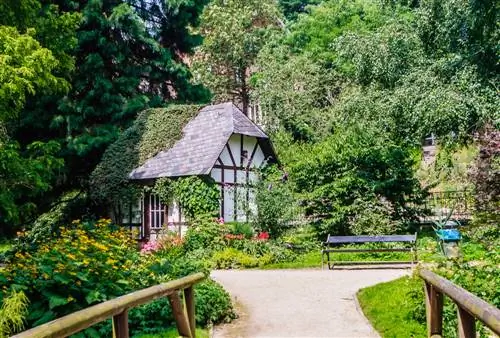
216 217 225 224
140 240 162 254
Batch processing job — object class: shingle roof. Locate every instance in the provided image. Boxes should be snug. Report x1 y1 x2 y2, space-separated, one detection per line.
129 102 270 180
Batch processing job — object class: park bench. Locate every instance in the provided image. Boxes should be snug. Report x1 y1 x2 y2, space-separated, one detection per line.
321 233 418 269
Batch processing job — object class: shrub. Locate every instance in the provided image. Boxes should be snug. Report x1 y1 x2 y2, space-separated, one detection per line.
280 224 320 251
349 199 405 235
253 166 296 238
183 216 227 252
289 124 424 238
194 279 236 325
0 290 29 337
212 248 260 269
0 219 142 328
226 222 254 239
125 278 234 336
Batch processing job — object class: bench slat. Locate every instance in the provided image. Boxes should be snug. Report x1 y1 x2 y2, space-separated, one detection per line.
325 234 416 244
322 248 413 253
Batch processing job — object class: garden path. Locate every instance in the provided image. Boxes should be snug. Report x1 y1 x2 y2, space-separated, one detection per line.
211 268 408 338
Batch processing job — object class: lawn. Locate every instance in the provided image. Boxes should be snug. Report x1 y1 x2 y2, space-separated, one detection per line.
357 276 426 338
134 328 209 338
262 233 441 269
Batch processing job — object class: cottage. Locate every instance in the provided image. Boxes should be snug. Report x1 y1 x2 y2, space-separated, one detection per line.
127 102 277 238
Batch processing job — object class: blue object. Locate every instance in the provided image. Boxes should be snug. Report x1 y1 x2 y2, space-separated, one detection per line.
436 228 461 242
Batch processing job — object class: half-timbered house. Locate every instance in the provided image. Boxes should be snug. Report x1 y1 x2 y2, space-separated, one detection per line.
128 102 277 238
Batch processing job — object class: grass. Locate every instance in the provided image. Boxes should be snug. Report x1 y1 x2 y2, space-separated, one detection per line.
134 328 209 338
357 276 426 338
262 233 441 269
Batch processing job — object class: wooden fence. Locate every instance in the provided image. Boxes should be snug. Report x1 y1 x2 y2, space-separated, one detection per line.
12 272 206 338
419 269 500 338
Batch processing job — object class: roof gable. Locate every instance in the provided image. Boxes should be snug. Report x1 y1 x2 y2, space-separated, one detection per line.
129 102 272 180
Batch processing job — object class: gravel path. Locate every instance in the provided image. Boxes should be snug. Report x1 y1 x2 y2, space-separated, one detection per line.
211 269 408 338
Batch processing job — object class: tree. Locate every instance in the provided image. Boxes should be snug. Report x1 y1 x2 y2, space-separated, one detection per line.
0 25 67 235
193 0 282 115
0 26 67 122
288 123 423 237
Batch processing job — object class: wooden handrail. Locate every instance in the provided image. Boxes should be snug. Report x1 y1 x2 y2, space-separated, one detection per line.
12 272 206 338
419 268 500 338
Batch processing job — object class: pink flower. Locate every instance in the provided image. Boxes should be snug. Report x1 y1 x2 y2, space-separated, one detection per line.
140 240 162 254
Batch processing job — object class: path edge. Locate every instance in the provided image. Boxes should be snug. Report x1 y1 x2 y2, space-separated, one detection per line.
354 290 381 338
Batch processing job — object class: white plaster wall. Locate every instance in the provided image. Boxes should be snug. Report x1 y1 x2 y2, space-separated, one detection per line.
242 136 257 167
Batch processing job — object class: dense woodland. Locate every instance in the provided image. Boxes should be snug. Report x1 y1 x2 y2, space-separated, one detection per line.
0 0 499 336
1 0 498 236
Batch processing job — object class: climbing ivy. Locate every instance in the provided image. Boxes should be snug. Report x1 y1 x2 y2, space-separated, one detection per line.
152 176 220 218
90 105 202 207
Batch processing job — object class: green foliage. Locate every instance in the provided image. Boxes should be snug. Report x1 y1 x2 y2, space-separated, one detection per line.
0 140 63 234
0 290 29 338
134 328 209 338
174 177 220 218
193 0 282 113
90 105 201 209
183 216 227 252
193 279 236 324
151 176 219 218
1 218 235 334
289 123 423 237
278 0 321 21
226 222 254 239
358 276 426 338
253 166 296 238
212 248 262 269
58 0 209 162
0 219 141 328
468 126 499 226
0 25 67 122
127 279 234 336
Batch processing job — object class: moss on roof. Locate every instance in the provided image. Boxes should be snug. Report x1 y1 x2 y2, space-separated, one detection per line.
90 104 202 204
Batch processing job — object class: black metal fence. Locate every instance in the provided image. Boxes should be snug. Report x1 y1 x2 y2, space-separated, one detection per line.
418 190 474 223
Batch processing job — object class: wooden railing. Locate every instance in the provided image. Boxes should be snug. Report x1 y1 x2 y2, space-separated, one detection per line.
12 272 206 338
419 269 500 338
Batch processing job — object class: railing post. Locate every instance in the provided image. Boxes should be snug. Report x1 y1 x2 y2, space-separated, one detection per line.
168 291 192 338
457 306 476 338
184 286 196 338
425 282 443 337
112 309 129 338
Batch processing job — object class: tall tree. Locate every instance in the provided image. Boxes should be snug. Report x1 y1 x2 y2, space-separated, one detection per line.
193 0 282 115
0 26 65 234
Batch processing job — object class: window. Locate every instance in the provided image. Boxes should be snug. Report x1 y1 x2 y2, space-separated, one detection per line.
149 194 165 229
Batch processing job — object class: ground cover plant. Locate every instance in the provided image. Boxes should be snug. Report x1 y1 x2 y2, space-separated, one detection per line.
0 219 234 336
357 225 499 338
357 276 426 338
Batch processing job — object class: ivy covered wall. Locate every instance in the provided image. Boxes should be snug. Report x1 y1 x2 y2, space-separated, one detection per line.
90 105 202 215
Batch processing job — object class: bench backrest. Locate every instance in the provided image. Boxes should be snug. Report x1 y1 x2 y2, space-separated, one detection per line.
325 233 417 245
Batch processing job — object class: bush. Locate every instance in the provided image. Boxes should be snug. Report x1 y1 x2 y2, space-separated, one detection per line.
194 279 236 325
212 248 260 269
183 216 227 252
0 219 142 328
226 222 254 239
253 166 297 238
125 279 234 336
280 224 320 251
349 199 405 236
289 124 424 238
